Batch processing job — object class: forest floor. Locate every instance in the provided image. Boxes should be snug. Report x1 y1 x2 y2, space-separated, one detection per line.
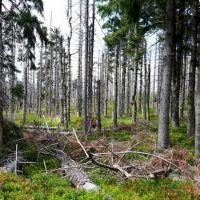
0 111 200 199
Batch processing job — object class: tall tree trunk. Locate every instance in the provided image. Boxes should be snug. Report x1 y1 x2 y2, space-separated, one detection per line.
147 63 151 121
67 0 72 123
84 0 89 134
153 37 157 109
113 45 119 127
138 62 143 113
188 0 198 136
172 0 185 127
158 0 175 148
97 80 102 131
104 52 109 117
77 0 83 117
88 0 95 130
179 52 187 120
120 50 126 116
194 0 200 153
132 57 138 124
0 0 3 148
142 41 147 120
22 64 28 127
126 58 131 115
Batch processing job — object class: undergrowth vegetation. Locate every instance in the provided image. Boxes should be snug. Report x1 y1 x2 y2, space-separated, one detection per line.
1 108 199 199
0 172 199 200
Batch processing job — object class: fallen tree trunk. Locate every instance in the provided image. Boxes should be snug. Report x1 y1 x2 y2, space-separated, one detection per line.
56 150 98 191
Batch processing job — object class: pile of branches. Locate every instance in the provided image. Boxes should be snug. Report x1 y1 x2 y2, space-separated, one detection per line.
6 126 200 190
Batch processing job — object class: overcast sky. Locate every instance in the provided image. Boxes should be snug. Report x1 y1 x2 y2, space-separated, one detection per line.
42 0 67 33
40 0 105 79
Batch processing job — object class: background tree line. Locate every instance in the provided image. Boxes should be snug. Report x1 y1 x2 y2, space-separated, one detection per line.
1 0 200 155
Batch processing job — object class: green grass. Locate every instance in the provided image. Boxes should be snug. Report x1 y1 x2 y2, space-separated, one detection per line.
13 111 61 127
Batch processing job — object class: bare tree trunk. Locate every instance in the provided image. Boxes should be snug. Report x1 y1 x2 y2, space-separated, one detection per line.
0 0 3 148
132 57 138 124
84 0 89 134
188 1 198 136
22 63 28 127
147 63 151 121
179 52 187 120
104 52 109 117
158 0 175 148
120 50 126 116
171 0 185 127
194 0 200 153
153 37 157 109
126 58 131 116
138 62 143 113
113 45 119 127
77 0 83 117
142 41 147 120
96 80 102 131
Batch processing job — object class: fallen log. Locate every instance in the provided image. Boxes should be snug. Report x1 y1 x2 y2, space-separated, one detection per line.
56 150 98 191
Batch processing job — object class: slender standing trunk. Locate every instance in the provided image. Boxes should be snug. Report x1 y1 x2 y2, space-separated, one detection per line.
104 52 109 117
153 37 157 109
84 0 89 134
113 45 119 127
0 0 3 148
77 0 83 117
158 0 175 148
179 52 187 120
147 63 151 121
132 57 138 124
126 59 130 115
188 1 198 136
142 41 147 120
121 51 126 116
194 0 200 153
22 63 28 127
97 80 102 131
172 0 185 127
138 62 143 113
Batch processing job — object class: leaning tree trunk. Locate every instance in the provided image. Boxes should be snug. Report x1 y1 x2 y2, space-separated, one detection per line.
157 0 175 148
188 0 198 136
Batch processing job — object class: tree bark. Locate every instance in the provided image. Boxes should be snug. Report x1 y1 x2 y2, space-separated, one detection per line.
113 45 119 127
187 0 198 136
171 0 185 127
84 0 89 134
0 0 3 149
158 0 175 148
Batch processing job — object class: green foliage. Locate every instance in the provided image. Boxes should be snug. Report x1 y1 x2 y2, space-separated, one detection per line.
10 83 24 100
0 172 198 200
3 119 23 146
170 123 194 150
14 112 60 127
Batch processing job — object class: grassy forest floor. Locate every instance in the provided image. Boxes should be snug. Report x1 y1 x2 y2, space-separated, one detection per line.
1 109 200 199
